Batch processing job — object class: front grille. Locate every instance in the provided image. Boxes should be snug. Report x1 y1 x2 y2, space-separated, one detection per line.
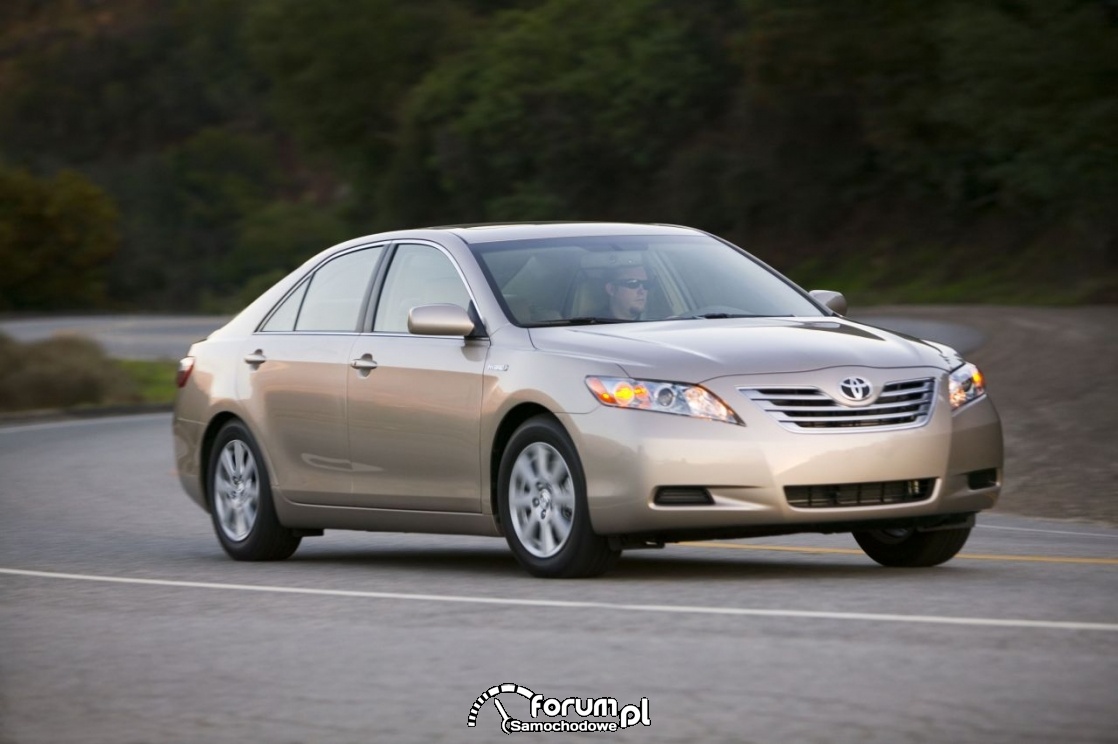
785 479 935 508
740 378 935 431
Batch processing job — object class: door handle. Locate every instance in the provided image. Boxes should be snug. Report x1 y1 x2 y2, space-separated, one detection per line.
244 350 267 366
351 355 378 371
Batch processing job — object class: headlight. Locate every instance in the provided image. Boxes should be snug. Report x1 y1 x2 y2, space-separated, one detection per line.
585 376 742 425
949 362 986 410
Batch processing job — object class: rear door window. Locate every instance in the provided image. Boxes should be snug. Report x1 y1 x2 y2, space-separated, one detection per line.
260 246 384 333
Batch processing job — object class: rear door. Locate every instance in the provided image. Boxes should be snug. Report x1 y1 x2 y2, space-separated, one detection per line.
240 245 385 504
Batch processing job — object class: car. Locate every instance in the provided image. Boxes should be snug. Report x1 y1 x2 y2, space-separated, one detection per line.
173 222 1003 577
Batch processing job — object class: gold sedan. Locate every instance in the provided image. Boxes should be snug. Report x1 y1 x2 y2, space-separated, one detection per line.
174 223 1002 577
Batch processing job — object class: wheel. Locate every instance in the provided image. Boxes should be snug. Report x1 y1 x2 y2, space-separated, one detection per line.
853 526 971 567
207 421 301 561
497 416 619 578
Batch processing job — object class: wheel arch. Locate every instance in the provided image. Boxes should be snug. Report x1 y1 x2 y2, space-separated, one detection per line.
489 403 560 525
199 411 245 513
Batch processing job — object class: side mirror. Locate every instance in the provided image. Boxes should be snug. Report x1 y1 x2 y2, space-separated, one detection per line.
809 290 848 316
408 303 480 337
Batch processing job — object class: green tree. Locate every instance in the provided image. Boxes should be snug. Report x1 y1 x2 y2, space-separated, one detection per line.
736 0 1118 294
207 200 352 311
0 166 120 310
0 0 267 168
104 127 283 309
384 0 736 225
739 0 1118 212
1 0 1113 308
246 0 471 174
933 2 1118 210
0 0 292 310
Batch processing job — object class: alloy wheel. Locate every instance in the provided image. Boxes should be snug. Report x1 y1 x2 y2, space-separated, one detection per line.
509 442 576 558
212 439 260 542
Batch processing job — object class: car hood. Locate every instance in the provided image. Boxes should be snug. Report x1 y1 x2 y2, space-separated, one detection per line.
528 317 958 381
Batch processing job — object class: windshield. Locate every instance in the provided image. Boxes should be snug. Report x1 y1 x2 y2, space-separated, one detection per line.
471 234 824 326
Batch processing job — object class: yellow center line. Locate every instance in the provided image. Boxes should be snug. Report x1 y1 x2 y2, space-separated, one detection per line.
680 541 1118 565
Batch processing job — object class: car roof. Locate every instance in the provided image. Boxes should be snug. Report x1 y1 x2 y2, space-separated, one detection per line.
428 222 704 244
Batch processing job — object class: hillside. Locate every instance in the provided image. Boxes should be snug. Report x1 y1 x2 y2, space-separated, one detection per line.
1 1 1115 311
866 305 1118 525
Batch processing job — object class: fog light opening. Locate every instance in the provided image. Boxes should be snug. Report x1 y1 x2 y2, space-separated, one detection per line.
654 487 714 506
966 469 999 490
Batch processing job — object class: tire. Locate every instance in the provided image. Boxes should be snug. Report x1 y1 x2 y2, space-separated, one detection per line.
853 526 971 568
497 416 619 578
207 421 301 561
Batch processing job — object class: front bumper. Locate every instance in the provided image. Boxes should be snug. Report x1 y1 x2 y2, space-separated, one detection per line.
560 370 1003 537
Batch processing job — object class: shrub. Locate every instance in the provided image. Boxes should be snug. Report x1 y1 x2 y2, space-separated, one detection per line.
0 333 140 411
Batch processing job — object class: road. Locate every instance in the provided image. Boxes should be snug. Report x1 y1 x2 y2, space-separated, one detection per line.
0 316 229 361
1 414 1116 743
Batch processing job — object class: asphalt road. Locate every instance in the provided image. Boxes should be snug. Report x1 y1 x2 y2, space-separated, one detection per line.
1 414 1116 743
0 316 229 361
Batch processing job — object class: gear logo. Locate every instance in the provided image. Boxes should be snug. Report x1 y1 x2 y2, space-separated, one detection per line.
468 683 651 734
467 683 535 734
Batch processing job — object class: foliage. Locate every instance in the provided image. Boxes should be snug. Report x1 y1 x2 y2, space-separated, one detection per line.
384 0 736 224
97 127 284 309
0 333 140 411
933 2 1118 221
729 0 1118 297
0 0 1114 308
245 0 470 162
0 0 265 167
114 358 180 405
0 165 119 310
0 330 178 412
206 200 351 312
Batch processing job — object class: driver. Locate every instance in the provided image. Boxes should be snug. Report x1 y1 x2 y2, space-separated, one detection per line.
605 266 652 320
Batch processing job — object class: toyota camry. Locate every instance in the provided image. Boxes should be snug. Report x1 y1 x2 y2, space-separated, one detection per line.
173 223 1003 577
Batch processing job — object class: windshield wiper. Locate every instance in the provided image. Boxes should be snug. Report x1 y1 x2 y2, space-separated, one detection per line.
672 312 767 320
530 316 632 327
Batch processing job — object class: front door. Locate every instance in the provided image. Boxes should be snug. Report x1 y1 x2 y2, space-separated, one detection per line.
346 242 488 512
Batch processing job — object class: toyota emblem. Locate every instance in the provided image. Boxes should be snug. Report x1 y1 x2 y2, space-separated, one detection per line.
839 377 873 402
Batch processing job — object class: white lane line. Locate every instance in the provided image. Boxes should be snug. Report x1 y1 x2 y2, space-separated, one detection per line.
979 524 1118 539
3 567 1116 633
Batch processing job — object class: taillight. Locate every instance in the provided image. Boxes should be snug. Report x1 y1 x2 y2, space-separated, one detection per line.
176 357 195 388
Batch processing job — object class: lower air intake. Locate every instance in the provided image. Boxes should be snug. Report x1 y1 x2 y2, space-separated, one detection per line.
785 479 934 508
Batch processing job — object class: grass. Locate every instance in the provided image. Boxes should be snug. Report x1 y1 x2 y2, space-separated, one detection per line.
114 359 179 405
0 333 178 413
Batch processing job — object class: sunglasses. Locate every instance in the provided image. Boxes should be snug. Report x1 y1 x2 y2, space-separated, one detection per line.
614 278 654 290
